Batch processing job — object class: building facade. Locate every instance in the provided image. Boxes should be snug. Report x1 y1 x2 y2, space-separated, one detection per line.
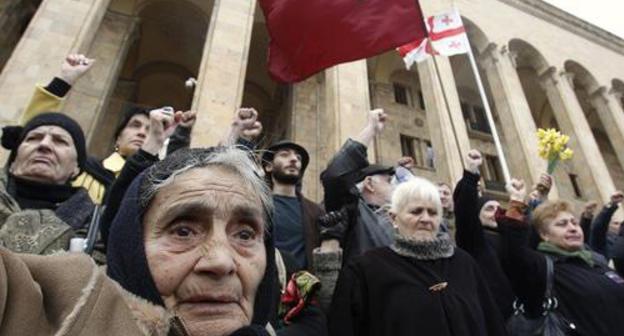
2 0 624 206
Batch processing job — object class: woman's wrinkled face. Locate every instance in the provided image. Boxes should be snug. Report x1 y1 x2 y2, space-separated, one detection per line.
540 211 584 252
391 198 441 241
143 166 266 336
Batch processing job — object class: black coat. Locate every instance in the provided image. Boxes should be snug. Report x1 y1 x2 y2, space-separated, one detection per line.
320 139 393 262
453 170 515 318
499 214 624 336
328 247 507 336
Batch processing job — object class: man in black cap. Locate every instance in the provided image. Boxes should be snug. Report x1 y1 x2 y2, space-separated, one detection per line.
318 108 395 263
0 112 95 254
262 140 323 271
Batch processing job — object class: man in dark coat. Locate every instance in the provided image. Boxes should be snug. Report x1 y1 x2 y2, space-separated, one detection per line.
453 149 515 319
319 109 395 263
262 140 324 271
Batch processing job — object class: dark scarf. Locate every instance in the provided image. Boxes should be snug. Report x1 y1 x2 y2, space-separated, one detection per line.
7 174 79 210
106 171 278 330
391 230 455 260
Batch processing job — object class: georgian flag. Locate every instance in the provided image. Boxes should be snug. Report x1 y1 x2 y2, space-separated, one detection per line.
398 9 470 69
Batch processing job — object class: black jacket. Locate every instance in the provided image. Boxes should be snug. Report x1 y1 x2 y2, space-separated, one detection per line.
499 213 624 336
589 203 618 259
328 247 507 336
453 170 515 319
320 139 393 262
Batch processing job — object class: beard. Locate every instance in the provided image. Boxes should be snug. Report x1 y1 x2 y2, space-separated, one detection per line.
271 167 301 185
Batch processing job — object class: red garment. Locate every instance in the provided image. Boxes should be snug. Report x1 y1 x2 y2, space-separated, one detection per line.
259 0 427 83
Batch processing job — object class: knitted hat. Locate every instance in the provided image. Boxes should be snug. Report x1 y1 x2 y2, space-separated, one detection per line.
477 196 496 212
2 112 86 171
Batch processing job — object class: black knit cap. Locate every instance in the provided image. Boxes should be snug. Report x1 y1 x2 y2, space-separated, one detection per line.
113 106 150 140
477 196 496 212
1 112 86 171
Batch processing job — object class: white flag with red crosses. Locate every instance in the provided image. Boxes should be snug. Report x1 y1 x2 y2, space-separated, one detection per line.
397 9 470 69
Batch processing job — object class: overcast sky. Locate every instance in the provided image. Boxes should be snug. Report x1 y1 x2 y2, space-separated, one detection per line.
542 0 624 38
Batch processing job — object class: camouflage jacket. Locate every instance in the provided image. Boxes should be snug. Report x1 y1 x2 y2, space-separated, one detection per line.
0 173 94 255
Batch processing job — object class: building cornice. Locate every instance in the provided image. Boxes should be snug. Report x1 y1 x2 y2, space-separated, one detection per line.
498 0 624 56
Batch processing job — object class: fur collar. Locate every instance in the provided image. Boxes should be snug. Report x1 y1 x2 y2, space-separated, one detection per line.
390 231 455 260
117 283 174 336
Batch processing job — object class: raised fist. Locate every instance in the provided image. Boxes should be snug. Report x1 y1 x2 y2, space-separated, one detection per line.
611 191 624 206
234 108 262 141
367 109 388 134
59 54 95 85
582 201 598 219
466 149 483 174
397 156 415 170
506 178 526 203
178 110 197 128
141 107 181 155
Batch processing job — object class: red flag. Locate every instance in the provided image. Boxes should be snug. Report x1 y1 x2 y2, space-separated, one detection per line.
259 0 427 83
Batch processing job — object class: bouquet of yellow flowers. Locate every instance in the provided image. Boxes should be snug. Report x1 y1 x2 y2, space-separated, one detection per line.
536 128 574 174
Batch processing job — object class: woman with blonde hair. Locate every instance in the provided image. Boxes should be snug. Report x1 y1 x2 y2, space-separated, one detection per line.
328 177 506 336
499 179 624 336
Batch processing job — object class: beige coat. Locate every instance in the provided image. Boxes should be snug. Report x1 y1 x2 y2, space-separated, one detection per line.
0 247 175 336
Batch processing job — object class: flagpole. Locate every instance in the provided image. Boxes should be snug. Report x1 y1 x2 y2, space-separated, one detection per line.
464 44 511 184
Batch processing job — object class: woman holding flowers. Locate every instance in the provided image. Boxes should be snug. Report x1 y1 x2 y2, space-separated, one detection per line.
499 179 624 336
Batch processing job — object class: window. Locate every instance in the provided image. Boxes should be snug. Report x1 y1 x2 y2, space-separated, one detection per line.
400 134 435 170
393 83 411 106
569 174 582 198
400 134 416 159
417 90 425 110
461 101 491 134
482 155 505 191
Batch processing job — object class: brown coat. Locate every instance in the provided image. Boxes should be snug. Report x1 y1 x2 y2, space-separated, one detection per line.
0 247 173 336
300 194 324 270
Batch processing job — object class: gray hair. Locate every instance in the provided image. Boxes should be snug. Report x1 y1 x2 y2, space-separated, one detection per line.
139 147 273 226
390 177 442 216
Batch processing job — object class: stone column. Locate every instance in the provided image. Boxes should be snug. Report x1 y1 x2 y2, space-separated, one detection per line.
417 56 470 185
324 60 373 158
479 43 543 185
589 86 624 175
191 0 257 147
0 0 112 125
63 10 138 143
291 74 325 202
539 67 615 202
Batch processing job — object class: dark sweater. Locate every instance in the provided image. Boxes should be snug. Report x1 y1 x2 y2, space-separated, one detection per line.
453 170 515 319
328 247 506 336
499 214 624 336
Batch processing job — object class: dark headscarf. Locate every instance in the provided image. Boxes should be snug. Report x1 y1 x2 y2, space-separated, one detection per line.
1 112 87 172
106 148 278 328
477 196 495 213
113 106 150 141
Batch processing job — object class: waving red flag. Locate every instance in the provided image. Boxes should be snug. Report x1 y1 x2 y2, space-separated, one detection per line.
259 0 427 83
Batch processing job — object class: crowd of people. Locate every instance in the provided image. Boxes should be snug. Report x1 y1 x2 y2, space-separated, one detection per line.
0 54 623 336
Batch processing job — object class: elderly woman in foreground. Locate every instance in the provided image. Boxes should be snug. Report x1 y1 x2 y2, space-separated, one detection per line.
328 177 506 336
0 147 277 336
499 179 624 336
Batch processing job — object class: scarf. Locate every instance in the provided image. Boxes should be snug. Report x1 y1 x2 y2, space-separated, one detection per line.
538 241 594 267
391 230 455 260
8 174 79 210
